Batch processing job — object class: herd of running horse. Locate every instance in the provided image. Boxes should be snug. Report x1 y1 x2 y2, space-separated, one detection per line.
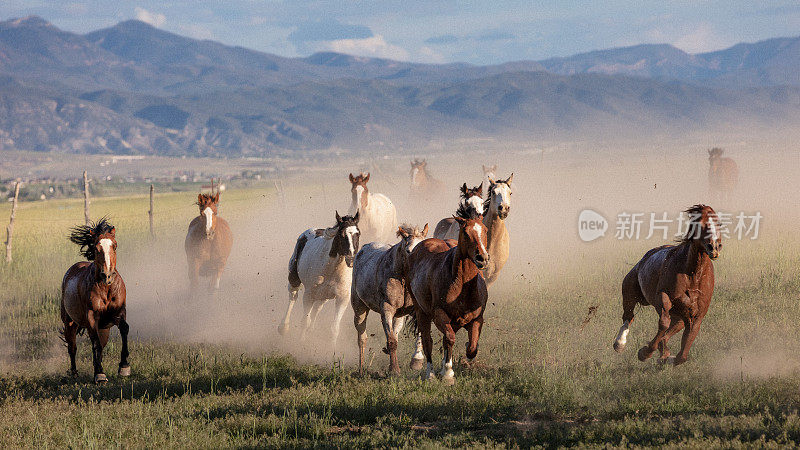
59 150 738 384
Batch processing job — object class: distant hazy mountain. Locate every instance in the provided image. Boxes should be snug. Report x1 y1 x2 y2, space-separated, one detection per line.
0 16 798 156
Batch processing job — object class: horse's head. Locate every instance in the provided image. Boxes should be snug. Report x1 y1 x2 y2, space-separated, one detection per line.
454 215 489 270
486 173 513 220
69 217 118 285
349 172 370 213
482 164 497 180
708 148 724 162
332 210 360 267
683 204 722 260
459 182 484 217
410 159 426 185
397 223 429 256
196 192 220 239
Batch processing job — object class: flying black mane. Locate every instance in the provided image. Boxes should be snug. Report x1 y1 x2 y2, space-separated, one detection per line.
679 204 709 243
68 217 114 260
455 203 481 220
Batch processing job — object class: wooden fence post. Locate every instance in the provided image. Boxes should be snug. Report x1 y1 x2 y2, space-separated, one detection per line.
149 184 155 239
83 170 90 225
5 181 20 263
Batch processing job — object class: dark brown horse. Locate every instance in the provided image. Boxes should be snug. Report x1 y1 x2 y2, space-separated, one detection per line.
185 192 233 295
406 211 489 383
433 183 484 240
613 204 721 365
708 148 738 202
61 218 130 383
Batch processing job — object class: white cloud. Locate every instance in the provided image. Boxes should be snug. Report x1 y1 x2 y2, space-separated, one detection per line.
672 23 728 54
321 35 410 61
134 7 166 28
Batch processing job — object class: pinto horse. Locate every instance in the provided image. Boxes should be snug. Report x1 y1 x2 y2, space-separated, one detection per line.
352 223 428 375
406 212 489 383
61 218 130 383
613 204 721 365
348 172 398 244
433 183 484 241
185 192 233 295
409 159 445 203
708 148 738 202
481 174 513 286
282 211 360 343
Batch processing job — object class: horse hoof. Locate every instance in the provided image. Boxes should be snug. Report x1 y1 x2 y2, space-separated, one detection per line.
410 358 425 371
278 324 289 336
118 366 131 377
637 346 653 361
94 373 108 384
673 356 687 366
613 341 626 353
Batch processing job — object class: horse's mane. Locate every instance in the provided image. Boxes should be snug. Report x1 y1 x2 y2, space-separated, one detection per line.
196 193 218 206
69 217 114 260
455 203 481 220
678 204 708 243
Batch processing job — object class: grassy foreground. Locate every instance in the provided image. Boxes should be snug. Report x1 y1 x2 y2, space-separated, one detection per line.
1 187 800 448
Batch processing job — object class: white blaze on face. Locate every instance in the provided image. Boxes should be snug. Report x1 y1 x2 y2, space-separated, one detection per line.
466 195 484 215
472 223 487 256
203 207 214 233
355 185 365 206
98 238 113 274
345 226 359 255
411 167 419 184
707 215 718 240
493 184 512 210
615 320 631 347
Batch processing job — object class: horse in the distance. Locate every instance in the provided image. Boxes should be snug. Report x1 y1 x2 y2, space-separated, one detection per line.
708 148 738 202
481 164 497 196
406 212 489 383
61 218 130 383
352 223 429 375
481 174 513 286
185 192 233 295
409 159 445 204
282 211 360 344
613 204 721 366
348 172 398 244
434 183 484 241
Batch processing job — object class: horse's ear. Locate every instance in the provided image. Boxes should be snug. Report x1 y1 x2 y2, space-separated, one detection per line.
363 172 370 183
349 173 355 183
353 210 360 223
335 210 342 223
422 223 429 236
213 192 220 202
460 183 467 195
492 164 497 171
397 226 409 238
505 173 514 185
476 185 483 196
109 227 116 236
197 193 203 204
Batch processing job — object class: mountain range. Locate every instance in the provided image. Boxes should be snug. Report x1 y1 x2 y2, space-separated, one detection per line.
0 15 799 156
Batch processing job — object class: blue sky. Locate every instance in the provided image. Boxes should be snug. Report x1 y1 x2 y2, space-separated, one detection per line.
2 1 798 64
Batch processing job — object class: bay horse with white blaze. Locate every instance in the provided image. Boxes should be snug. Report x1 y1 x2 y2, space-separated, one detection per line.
613 204 721 365
348 172 398 244
282 211 360 343
708 148 738 202
481 174 513 286
352 223 429 375
406 211 489 383
61 218 130 383
185 192 233 295
434 183 484 241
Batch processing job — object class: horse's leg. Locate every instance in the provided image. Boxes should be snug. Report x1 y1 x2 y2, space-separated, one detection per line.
410 327 425 370
117 313 131 376
210 265 224 291
87 328 108 383
674 317 704 365
638 295 672 362
615 269 642 353
417 311 435 380
380 306 400 375
330 294 350 346
187 257 200 299
63 321 78 376
433 308 455 382
658 314 684 362
279 283 299 335
300 291 321 340
352 298 369 376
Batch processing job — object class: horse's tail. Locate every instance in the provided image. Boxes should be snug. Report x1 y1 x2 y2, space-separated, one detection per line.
403 312 419 338
288 232 309 289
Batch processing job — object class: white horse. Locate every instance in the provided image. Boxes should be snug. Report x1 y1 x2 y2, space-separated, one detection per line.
348 172 397 244
351 223 428 375
481 164 497 198
281 211 360 344
433 183 484 240
482 174 513 286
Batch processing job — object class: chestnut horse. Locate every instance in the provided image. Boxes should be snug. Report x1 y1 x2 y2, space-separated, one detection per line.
352 223 428 375
433 183 484 241
708 148 738 202
348 172 398 244
613 204 721 365
185 192 233 295
282 211 360 343
61 218 130 383
481 174 513 286
406 212 489 382
409 159 445 203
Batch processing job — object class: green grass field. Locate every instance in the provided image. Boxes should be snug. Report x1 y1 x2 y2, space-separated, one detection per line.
1 165 800 448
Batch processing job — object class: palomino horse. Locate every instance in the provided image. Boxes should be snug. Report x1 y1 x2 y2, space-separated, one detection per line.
406 213 489 383
352 223 429 375
433 183 484 240
409 159 445 203
481 164 497 196
481 174 513 286
282 211 360 344
185 192 233 295
708 148 738 202
348 172 398 243
61 218 130 383
613 204 721 365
